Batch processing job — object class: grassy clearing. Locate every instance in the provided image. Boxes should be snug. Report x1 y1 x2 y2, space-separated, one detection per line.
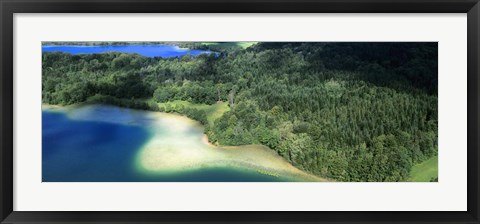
156 100 230 125
408 155 438 182
201 42 258 49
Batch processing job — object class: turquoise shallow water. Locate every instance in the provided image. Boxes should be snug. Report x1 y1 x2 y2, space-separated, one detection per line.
42 106 290 182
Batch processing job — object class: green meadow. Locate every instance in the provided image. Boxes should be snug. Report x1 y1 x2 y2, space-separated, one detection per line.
200 42 257 49
156 100 229 125
408 156 438 182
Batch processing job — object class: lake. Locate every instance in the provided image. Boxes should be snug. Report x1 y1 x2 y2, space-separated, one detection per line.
42 45 213 58
42 105 321 182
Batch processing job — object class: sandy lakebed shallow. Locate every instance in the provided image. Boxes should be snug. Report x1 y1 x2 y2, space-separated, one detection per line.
42 104 327 182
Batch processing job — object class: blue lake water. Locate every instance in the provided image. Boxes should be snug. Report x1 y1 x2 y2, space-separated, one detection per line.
42 45 213 58
42 106 289 182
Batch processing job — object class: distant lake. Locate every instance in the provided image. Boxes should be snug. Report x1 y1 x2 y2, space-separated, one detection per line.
42 105 316 182
42 45 213 58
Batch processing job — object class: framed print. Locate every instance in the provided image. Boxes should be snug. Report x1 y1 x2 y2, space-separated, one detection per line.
1 0 479 223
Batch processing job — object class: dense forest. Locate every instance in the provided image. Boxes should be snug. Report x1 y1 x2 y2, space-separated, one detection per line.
42 42 438 182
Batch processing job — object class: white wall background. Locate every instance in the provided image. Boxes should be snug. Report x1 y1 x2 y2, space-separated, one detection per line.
14 13 467 211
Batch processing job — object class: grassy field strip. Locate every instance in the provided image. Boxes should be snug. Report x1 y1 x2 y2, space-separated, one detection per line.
408 155 438 182
201 42 258 49
156 100 230 125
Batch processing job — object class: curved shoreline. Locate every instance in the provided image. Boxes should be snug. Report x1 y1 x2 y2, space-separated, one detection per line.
136 110 327 182
199 134 327 181
43 103 328 182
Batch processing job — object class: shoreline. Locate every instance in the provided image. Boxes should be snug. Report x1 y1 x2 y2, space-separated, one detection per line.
201 135 216 147
43 103 328 182
198 126 326 181
42 104 67 110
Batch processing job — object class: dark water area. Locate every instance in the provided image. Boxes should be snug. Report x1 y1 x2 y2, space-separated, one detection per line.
41 45 213 58
42 109 289 182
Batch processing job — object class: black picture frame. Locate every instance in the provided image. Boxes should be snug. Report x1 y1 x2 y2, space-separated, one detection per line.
1 0 479 223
